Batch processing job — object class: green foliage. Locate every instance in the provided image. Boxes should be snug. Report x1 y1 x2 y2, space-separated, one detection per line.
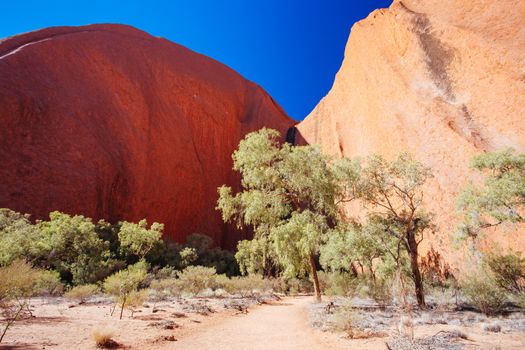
484 251 525 294
175 266 218 295
357 278 393 308
0 260 45 302
221 275 269 297
317 271 357 296
35 211 116 285
235 238 270 276
103 260 149 319
65 284 100 304
103 260 149 298
335 153 434 306
0 260 51 342
179 247 198 268
217 128 339 298
270 210 328 278
461 271 507 315
118 219 163 260
149 278 180 300
457 148 525 238
0 209 41 266
34 269 63 296
183 233 239 276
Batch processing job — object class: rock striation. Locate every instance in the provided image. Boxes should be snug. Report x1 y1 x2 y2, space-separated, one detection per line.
297 0 525 263
0 24 293 247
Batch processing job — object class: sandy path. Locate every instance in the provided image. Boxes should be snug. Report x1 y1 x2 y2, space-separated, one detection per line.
172 297 351 350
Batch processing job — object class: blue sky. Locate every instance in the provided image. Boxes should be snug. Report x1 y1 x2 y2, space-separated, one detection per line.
0 1 392 120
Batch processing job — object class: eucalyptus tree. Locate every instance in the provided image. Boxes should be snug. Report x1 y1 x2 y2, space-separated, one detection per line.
457 148 525 238
217 128 339 301
332 153 434 307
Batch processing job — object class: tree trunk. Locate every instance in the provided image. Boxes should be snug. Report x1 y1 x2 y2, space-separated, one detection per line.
119 298 126 320
407 233 425 308
308 254 321 302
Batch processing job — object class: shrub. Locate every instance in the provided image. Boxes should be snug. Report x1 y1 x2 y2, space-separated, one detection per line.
184 233 239 275
64 284 99 304
118 219 163 260
461 272 507 315
92 328 117 348
317 271 357 296
485 252 525 294
179 247 198 268
482 322 502 333
34 270 63 296
126 290 148 317
326 302 364 338
36 211 115 285
358 278 393 308
222 275 269 297
149 278 180 306
286 278 313 295
103 260 149 319
0 260 47 342
176 266 217 295
0 209 40 266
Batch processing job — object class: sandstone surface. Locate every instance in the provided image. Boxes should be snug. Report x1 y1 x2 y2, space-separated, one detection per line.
0 24 292 247
297 0 525 263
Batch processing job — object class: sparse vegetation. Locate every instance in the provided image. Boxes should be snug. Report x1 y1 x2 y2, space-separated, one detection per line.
64 284 100 304
461 271 507 315
103 260 148 319
0 260 48 342
92 327 117 348
175 266 218 296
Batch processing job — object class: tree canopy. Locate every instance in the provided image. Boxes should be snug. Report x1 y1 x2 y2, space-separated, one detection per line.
457 148 525 238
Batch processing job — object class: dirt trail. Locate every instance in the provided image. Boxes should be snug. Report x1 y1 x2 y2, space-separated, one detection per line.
172 297 352 350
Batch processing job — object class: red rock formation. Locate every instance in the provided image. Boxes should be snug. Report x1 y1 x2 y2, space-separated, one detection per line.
0 24 293 248
297 0 525 265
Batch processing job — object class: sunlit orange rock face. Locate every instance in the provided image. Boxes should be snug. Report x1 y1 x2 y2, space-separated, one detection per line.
0 24 292 248
297 0 525 266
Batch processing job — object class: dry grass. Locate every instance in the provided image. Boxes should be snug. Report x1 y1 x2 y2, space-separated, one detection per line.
92 328 118 348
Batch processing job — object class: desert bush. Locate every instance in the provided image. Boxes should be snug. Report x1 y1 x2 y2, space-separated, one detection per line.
126 289 148 317
176 266 217 295
317 271 357 296
103 260 149 319
179 247 198 268
64 284 99 304
36 211 116 285
461 272 507 315
0 260 48 342
34 269 63 296
149 278 180 303
92 327 117 348
325 302 373 339
267 277 288 294
482 322 502 333
0 209 40 266
118 219 163 260
183 233 239 275
286 277 314 295
485 252 525 294
358 278 393 308
222 275 269 297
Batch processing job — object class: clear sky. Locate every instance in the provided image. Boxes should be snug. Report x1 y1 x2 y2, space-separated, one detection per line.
0 1 392 120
